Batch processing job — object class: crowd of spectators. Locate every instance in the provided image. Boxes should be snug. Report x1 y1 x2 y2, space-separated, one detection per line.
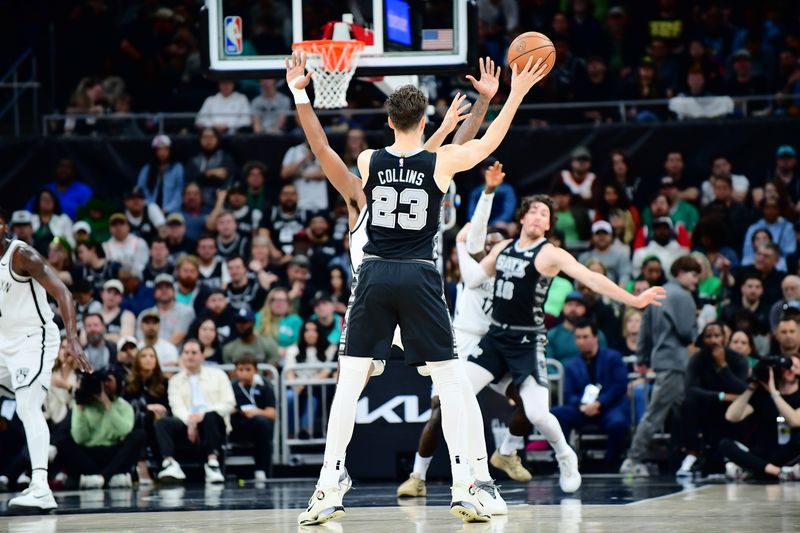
48 0 800 133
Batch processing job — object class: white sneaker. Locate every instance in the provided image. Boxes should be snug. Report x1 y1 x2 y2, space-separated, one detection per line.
79 474 105 489
0 475 8 491
8 484 58 510
157 459 186 482
676 454 697 477
779 464 800 482
338 467 352 497
475 479 507 515
254 470 267 482
108 473 133 488
449 481 491 523
556 449 582 493
620 458 650 477
297 483 346 525
370 360 386 377
205 459 225 484
48 445 58 463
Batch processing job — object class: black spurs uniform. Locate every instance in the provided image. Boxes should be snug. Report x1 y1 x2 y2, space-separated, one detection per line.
340 147 454 365
469 239 553 386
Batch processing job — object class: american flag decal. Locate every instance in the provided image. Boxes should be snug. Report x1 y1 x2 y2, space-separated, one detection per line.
422 29 454 51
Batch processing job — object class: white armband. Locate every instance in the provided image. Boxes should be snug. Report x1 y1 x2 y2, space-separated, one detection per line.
466 191 495 255
289 76 310 105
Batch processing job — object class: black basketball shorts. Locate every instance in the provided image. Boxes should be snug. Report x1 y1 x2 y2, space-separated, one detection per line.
468 326 548 387
339 258 456 366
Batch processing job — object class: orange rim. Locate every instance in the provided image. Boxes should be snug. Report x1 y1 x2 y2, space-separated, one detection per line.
292 40 365 71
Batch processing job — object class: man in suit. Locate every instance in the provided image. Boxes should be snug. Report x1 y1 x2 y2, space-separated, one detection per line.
552 319 630 470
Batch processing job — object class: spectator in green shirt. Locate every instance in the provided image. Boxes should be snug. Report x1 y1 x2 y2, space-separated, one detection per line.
256 287 303 356
60 370 145 488
547 291 608 362
642 177 699 232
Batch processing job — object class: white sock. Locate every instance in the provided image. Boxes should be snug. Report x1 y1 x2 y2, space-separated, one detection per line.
499 434 525 456
473 456 491 482
317 356 372 487
463 362 495 482
412 453 433 481
428 359 471 483
15 386 50 488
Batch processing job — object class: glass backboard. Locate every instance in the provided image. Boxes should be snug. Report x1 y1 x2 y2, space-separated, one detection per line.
201 0 477 78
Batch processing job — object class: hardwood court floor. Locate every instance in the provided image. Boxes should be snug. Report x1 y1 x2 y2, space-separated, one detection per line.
2 480 799 533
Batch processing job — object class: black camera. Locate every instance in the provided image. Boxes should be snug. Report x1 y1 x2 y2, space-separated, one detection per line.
752 355 794 383
74 369 109 406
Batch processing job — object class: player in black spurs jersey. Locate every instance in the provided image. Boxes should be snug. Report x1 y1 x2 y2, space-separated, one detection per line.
297 57 550 526
462 195 665 494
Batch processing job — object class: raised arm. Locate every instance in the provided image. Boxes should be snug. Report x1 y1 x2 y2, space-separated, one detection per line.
453 56 501 145
13 244 92 372
422 93 471 151
455 223 490 288
435 58 549 181
537 244 666 309
286 53 361 204
467 160 504 254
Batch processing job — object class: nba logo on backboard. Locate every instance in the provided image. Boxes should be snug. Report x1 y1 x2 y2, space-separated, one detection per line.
224 16 243 55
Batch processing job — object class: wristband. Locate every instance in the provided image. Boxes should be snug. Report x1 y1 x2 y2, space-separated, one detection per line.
289 77 310 105
771 390 781 399
718 391 725 402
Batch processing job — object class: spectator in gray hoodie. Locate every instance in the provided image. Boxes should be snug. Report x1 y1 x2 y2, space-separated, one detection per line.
620 255 701 476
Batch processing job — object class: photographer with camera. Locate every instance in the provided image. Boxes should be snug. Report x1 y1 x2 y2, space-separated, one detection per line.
60 368 146 488
720 351 800 481
676 322 749 477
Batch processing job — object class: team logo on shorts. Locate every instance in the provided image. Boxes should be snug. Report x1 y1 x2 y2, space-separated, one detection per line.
16 368 29 384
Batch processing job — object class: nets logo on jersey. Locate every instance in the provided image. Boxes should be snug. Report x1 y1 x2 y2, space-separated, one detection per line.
15 368 29 384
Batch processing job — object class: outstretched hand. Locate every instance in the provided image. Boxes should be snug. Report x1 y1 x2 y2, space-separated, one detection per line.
465 56 501 99
440 92 472 133
509 56 550 97
285 51 312 89
631 286 667 309
66 337 92 373
484 161 505 191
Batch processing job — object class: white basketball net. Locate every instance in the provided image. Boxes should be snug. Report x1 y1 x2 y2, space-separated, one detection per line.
293 41 365 109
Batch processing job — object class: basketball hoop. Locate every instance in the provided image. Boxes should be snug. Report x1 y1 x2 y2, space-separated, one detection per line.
292 40 365 109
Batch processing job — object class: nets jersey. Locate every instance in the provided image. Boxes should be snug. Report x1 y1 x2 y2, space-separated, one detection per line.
453 278 494 336
363 148 443 261
0 240 55 335
492 239 552 331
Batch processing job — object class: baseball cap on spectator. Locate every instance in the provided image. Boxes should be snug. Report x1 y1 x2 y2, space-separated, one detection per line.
154 273 175 287
208 288 226 297
312 291 332 306
289 255 310 269
124 187 146 200
570 146 591 160
235 308 255 322
591 220 613 234
653 216 674 229
117 336 138 351
564 291 586 305
166 213 185 225
109 213 127 225
732 49 751 61
228 182 247 196
640 55 656 68
73 221 92 236
10 210 33 226
777 145 797 159
103 279 124 293
152 134 172 148
140 309 160 321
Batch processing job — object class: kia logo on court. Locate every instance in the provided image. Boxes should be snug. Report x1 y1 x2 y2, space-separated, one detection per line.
356 395 432 424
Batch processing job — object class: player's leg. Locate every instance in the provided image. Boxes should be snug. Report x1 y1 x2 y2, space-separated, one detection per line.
299 260 393 525
399 264 490 522
397 394 440 497
8 326 60 510
490 380 534 482
517 377 581 492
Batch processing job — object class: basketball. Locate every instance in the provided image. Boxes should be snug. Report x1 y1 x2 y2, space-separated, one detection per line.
507 32 556 77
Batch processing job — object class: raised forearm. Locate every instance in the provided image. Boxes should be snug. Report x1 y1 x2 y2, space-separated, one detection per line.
773 394 800 427
453 94 491 145
725 388 754 422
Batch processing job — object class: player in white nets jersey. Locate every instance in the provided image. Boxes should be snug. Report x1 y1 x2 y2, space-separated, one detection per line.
0 208 92 510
